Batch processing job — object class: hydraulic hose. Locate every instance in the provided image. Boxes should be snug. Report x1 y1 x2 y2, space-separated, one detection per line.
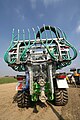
20 28 37 61
37 26 59 61
56 27 77 60
36 25 77 61
4 38 18 64
63 32 77 60
4 25 77 71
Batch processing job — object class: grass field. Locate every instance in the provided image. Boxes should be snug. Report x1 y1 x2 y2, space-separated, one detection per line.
0 77 17 84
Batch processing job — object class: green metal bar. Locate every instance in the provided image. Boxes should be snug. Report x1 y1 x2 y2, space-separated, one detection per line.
57 28 77 61
23 29 26 46
30 27 36 47
48 25 54 45
4 25 77 71
20 29 30 61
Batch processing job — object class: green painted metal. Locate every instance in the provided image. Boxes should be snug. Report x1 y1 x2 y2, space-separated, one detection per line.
4 25 77 71
31 81 54 101
45 82 54 100
31 82 40 101
4 29 18 64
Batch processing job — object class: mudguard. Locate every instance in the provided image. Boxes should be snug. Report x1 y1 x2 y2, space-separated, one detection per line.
56 78 69 88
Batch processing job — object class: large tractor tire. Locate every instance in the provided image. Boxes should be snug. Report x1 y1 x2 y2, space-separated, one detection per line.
17 91 30 108
54 88 68 106
24 91 30 108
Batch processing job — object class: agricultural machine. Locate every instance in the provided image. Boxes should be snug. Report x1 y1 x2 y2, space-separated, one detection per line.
4 25 77 108
70 68 80 84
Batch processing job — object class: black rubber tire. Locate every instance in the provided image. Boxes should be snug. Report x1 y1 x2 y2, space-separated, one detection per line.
17 91 24 108
24 91 30 108
54 88 68 106
17 91 30 108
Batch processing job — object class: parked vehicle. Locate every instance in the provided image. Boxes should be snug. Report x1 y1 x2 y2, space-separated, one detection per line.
70 68 80 84
4 25 77 108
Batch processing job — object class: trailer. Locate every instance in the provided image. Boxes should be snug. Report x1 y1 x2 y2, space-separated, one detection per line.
4 25 77 108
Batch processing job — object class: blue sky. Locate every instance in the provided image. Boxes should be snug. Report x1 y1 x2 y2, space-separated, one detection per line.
0 0 80 76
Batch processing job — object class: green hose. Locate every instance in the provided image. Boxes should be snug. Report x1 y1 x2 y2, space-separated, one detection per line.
36 25 77 69
56 27 77 60
37 26 58 60
4 25 77 71
63 31 77 60
4 29 18 64
20 28 37 61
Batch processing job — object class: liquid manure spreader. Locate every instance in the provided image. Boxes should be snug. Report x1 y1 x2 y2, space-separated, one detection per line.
4 25 77 108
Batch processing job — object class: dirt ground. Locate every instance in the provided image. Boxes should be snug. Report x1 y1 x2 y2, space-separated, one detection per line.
0 83 80 120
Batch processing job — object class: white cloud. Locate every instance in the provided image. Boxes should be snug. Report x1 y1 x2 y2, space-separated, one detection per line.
15 8 20 14
42 0 63 7
39 13 44 18
76 25 80 33
15 8 25 21
30 0 37 9
30 0 63 9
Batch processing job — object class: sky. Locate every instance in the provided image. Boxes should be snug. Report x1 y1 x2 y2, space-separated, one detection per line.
0 0 80 76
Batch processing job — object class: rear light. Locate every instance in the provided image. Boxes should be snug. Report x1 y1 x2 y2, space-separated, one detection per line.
16 83 23 91
57 75 66 79
16 75 26 91
17 77 24 81
17 75 25 81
